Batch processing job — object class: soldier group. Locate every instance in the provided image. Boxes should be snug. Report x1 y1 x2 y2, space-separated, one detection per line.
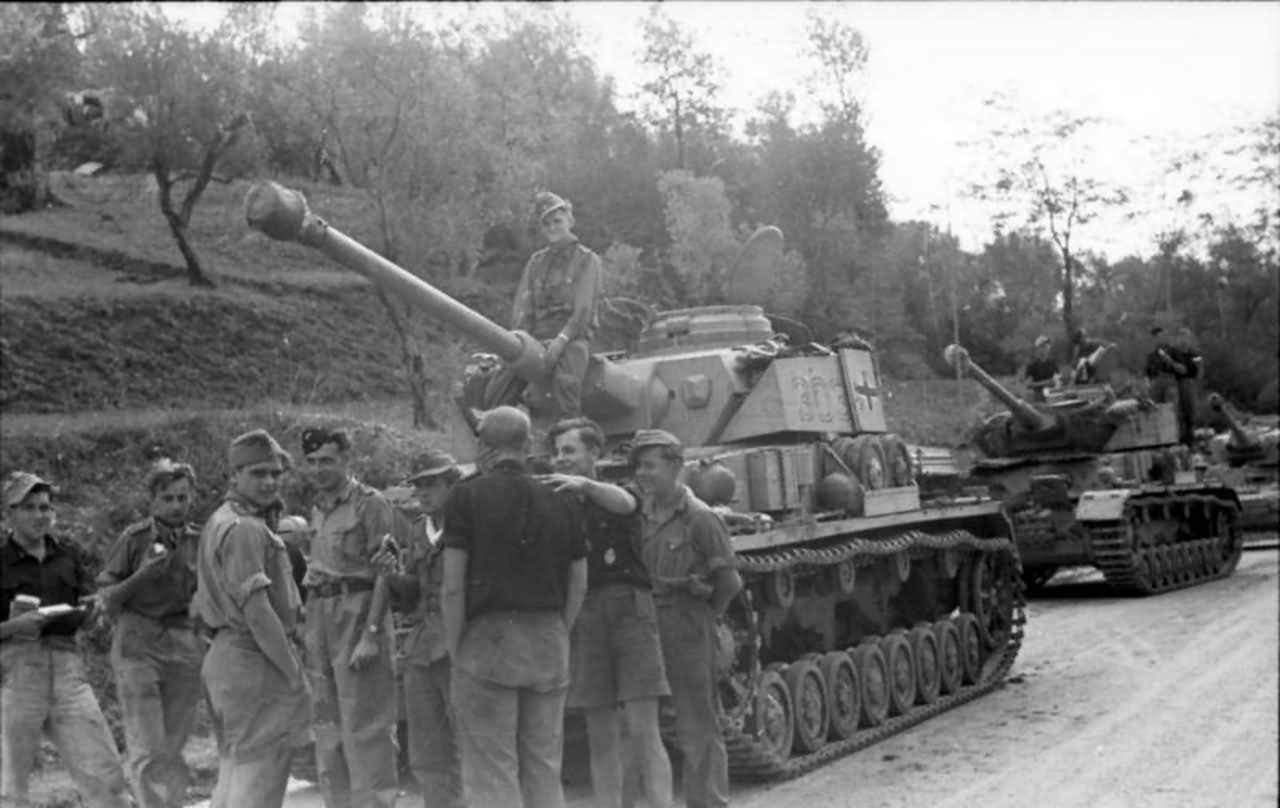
1020 325 1204 446
1 192 747 808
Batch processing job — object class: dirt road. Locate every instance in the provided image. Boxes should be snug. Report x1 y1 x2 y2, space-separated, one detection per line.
269 548 1277 808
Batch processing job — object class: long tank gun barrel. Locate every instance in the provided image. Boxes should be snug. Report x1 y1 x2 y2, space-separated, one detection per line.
244 181 544 381
1207 393 1258 449
945 344 1057 432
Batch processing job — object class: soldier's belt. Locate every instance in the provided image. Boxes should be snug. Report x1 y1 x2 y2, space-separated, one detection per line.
307 579 374 599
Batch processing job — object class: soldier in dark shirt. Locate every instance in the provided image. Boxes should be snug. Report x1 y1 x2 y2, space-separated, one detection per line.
0 471 128 807
1021 335 1059 402
94 459 205 808
442 406 588 808
1169 327 1204 447
544 417 673 808
1144 326 1178 403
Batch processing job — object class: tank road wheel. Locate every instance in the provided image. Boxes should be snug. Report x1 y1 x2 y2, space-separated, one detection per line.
932 620 963 695
907 625 942 705
832 559 858 596
953 614 984 685
879 632 916 717
765 568 796 609
850 643 890 728
820 651 860 740
847 435 888 490
967 553 1016 650
893 552 912 583
752 665 794 767
1149 547 1167 587
784 658 830 753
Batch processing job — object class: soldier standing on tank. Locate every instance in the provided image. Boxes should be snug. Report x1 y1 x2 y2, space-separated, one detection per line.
442 406 589 808
1021 335 1059 402
299 427 400 808
93 459 205 808
371 449 464 808
1169 327 1204 447
1 471 130 807
485 191 603 427
631 430 742 808
544 417 673 808
1144 326 1178 404
191 430 310 808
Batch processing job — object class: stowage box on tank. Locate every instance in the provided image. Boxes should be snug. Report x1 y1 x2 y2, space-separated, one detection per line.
945 343 1245 595
245 181 1027 779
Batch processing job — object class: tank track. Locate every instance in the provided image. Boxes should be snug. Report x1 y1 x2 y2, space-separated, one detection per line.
1088 492 1244 595
725 528 1026 781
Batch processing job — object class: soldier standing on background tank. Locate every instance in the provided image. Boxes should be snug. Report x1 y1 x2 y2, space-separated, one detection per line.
1021 335 1060 402
631 430 742 808
545 417 674 808
299 427 400 808
372 450 464 808
1070 328 1114 384
1169 327 1204 447
485 191 603 426
442 406 588 808
1 471 130 808
1144 326 1178 404
94 459 204 808
191 430 310 808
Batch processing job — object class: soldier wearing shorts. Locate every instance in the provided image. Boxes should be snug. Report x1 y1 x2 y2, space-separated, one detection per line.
95 459 205 808
192 430 311 808
631 430 742 808
545 418 673 808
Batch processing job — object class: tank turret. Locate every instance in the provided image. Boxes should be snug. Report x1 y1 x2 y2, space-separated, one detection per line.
945 343 1179 458
246 181 893 454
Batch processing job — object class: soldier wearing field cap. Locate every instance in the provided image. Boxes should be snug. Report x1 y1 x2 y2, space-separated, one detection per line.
192 430 310 808
94 459 204 808
631 430 742 808
299 426 399 808
373 449 464 808
486 191 603 425
1 471 129 807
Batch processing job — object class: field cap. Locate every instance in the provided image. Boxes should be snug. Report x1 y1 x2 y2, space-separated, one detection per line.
3 471 52 507
228 429 292 470
404 450 459 485
630 429 683 463
534 191 571 223
1034 335 1051 348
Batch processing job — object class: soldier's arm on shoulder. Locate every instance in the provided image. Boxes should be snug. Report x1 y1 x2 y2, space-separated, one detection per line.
562 250 602 341
218 520 274 609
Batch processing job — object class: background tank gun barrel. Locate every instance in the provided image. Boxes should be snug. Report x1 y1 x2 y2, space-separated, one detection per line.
244 181 544 382
1208 393 1260 449
945 344 1056 432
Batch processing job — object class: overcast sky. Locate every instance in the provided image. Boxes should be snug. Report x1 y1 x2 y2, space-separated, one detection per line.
164 1 1280 260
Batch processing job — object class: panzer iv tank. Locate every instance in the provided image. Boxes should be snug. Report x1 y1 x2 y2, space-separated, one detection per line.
1204 393 1279 534
245 181 1026 779
946 344 1244 595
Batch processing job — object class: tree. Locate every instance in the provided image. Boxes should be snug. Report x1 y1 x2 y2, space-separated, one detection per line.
638 5 726 172
0 2 86 212
961 97 1131 346
86 6 257 286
